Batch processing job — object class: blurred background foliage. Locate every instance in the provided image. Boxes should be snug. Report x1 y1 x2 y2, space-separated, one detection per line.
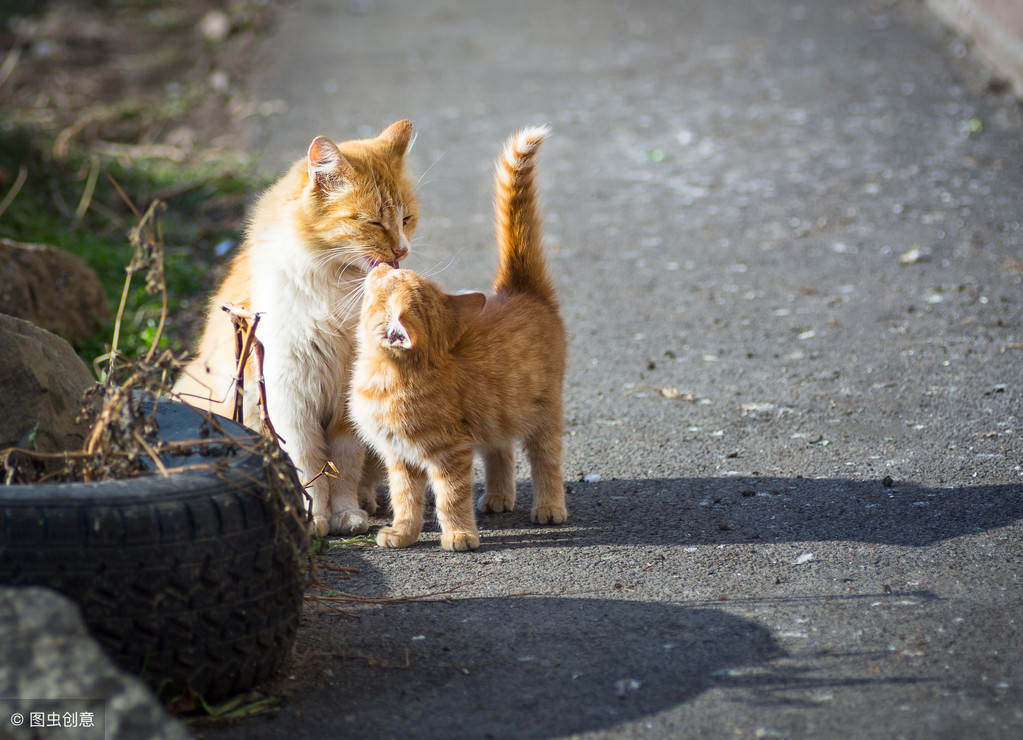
0 0 276 367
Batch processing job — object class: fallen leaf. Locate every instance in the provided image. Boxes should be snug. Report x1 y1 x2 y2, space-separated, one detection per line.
628 385 695 401
898 246 932 265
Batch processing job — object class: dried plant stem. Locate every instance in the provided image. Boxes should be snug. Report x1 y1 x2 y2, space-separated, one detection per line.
93 141 189 162
297 648 411 670
105 172 143 219
146 282 169 365
3 434 259 464
250 339 281 442
308 576 486 605
104 274 135 385
54 114 94 160
73 157 100 222
0 164 27 220
133 429 169 478
224 302 257 422
0 44 21 91
223 302 282 444
141 211 169 366
302 461 344 490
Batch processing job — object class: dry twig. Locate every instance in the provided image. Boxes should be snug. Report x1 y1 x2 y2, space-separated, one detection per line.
222 302 282 445
0 164 27 221
307 576 487 605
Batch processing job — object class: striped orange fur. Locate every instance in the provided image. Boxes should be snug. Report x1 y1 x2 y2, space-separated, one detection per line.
174 121 419 538
350 126 566 552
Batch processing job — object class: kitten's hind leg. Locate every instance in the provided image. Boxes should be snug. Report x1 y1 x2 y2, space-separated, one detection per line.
376 459 427 548
525 426 567 525
327 435 370 535
431 452 481 551
478 443 516 514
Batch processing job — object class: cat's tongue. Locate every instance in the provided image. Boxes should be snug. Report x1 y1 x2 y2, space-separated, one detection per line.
369 259 400 271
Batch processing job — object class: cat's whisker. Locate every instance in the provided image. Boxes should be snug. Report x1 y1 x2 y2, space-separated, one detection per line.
311 246 381 276
311 251 356 272
415 148 448 189
406 245 443 264
409 236 435 250
335 276 369 309
418 248 468 280
334 292 365 323
413 177 442 190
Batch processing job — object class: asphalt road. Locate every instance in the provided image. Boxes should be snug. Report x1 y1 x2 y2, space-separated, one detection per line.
201 1 1023 737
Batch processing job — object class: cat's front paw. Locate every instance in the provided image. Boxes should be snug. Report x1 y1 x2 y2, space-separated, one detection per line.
330 508 370 535
531 504 568 525
440 532 480 552
477 493 515 514
312 514 331 538
376 526 419 548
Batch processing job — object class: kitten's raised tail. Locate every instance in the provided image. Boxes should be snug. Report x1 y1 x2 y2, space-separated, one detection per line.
492 125 555 302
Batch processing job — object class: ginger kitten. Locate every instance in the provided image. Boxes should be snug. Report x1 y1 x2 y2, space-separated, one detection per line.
350 126 566 551
174 121 418 537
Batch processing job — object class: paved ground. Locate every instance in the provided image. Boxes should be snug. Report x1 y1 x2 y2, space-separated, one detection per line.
201 1 1022 737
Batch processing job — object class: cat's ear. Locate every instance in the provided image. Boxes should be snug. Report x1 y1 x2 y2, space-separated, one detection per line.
384 315 413 350
307 135 354 192
378 120 413 157
446 292 486 340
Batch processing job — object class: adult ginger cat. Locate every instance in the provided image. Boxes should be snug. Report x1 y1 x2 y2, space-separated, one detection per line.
174 120 418 537
350 126 566 551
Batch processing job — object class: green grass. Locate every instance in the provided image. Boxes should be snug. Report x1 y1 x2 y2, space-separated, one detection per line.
0 124 259 372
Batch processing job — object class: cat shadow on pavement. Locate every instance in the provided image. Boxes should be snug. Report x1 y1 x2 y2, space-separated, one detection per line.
478 476 1023 548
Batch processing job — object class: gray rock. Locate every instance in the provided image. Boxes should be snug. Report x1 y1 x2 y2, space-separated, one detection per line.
0 315 95 468
0 586 193 740
0 238 108 344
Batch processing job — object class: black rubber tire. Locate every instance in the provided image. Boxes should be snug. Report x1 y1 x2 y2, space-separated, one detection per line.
0 398 308 702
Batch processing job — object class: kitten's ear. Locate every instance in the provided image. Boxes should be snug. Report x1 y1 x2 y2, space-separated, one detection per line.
447 292 486 339
378 120 413 157
384 316 413 350
307 135 354 192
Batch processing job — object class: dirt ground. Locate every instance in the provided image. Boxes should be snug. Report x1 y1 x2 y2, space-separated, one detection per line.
0 0 283 351
0 0 271 174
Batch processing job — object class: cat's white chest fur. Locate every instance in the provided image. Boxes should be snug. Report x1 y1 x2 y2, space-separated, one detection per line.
250 227 357 427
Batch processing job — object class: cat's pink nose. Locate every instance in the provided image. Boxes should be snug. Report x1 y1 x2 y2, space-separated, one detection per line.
393 243 409 260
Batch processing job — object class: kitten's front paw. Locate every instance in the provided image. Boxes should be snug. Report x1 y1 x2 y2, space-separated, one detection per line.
440 532 480 552
477 493 515 514
376 526 419 548
330 508 370 535
312 514 331 538
531 504 568 525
